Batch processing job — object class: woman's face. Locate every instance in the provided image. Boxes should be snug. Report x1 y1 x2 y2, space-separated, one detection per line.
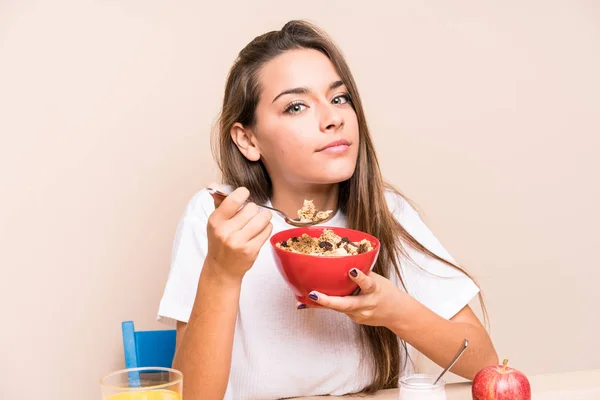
236 48 360 187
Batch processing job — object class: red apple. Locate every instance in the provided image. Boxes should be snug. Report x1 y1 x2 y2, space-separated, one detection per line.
472 359 531 400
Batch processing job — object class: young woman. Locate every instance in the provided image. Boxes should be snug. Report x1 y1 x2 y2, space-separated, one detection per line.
158 20 498 400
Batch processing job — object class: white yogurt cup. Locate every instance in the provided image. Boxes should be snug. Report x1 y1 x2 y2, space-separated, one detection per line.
398 374 447 400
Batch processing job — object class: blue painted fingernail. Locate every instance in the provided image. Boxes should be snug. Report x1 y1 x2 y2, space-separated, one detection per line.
350 268 358 278
308 293 318 301
297 303 307 309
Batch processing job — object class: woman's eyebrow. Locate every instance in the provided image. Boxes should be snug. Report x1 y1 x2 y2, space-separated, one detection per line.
271 80 345 103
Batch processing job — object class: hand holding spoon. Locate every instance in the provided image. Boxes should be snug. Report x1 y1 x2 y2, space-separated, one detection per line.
206 188 335 227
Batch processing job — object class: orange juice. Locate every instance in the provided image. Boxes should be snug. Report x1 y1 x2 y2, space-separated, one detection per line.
106 390 181 400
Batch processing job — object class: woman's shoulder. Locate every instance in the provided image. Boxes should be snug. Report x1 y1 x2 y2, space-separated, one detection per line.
383 186 459 265
384 187 421 222
383 187 439 246
182 190 212 218
180 184 233 221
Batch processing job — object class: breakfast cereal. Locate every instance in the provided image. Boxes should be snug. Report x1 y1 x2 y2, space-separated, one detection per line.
297 200 333 223
276 228 373 256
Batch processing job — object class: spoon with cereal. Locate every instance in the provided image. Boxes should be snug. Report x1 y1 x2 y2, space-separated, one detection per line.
207 188 335 227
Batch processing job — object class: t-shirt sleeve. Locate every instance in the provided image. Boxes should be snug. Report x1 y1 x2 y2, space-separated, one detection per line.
386 191 480 320
157 190 214 325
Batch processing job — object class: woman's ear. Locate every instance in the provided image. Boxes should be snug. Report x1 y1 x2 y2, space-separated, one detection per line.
230 122 261 162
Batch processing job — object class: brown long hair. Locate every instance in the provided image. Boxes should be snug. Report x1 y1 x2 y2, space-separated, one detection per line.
212 20 486 393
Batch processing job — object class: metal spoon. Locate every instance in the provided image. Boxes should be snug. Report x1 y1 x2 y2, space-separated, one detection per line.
206 188 335 227
433 338 469 385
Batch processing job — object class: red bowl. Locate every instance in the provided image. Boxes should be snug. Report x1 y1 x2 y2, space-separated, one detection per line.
270 227 380 305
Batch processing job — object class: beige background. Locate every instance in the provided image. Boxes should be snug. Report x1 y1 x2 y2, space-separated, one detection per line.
1 1 599 399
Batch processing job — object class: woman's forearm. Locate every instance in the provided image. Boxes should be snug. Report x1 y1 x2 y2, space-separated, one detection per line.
389 297 498 380
172 260 242 400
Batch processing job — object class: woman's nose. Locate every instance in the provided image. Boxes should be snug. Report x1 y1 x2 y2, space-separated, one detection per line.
319 104 344 133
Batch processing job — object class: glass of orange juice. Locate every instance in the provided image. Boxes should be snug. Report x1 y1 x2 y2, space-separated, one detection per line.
100 367 182 400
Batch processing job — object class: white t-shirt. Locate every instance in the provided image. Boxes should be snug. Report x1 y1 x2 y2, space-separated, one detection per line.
157 187 479 400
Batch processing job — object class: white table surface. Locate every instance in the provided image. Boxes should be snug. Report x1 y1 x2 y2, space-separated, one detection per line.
295 369 600 400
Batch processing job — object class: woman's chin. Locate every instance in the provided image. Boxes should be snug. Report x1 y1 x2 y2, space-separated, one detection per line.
310 171 355 185
289 162 357 185
325 166 356 183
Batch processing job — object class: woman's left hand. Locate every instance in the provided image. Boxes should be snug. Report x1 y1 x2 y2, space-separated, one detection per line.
300 268 407 327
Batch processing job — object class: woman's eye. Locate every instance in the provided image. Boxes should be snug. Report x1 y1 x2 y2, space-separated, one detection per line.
284 102 307 114
332 94 351 105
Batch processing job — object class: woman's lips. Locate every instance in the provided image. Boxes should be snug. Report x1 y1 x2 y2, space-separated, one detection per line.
319 144 350 154
317 139 351 154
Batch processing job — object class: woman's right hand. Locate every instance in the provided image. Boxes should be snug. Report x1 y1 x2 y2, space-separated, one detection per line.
205 185 273 282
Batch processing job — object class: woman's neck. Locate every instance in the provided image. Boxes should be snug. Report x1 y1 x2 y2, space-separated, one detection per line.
270 182 339 220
